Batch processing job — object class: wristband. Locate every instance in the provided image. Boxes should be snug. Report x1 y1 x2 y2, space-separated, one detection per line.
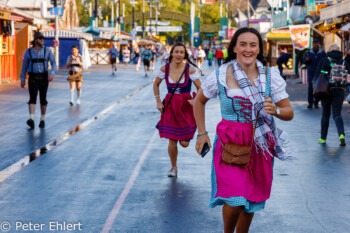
197 131 208 138
155 95 160 99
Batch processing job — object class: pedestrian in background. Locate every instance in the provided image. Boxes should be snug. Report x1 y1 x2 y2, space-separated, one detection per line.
133 46 141 71
207 49 213 67
107 43 119 75
313 43 350 146
122 46 130 67
66 45 83 106
141 45 153 77
194 27 294 233
196 46 206 69
216 47 224 66
20 31 57 129
153 42 203 177
276 48 290 80
303 38 326 109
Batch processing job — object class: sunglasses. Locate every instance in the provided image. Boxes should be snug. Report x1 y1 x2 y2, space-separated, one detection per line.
36 37 44 40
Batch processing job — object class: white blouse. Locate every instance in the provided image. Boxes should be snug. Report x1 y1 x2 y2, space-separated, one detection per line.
201 61 289 104
156 67 200 84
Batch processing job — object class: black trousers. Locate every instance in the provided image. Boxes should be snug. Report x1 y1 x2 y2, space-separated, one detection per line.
28 72 49 105
320 88 345 139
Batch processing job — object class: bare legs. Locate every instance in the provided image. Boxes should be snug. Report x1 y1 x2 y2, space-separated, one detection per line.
69 81 82 105
168 139 190 168
222 204 254 233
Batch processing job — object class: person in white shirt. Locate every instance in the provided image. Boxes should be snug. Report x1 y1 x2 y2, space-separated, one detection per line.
196 46 206 69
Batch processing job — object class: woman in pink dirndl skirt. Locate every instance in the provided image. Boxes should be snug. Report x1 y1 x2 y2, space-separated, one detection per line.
153 42 202 177
194 27 294 233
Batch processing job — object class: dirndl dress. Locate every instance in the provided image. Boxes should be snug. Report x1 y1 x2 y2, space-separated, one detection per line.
208 69 274 213
156 63 197 141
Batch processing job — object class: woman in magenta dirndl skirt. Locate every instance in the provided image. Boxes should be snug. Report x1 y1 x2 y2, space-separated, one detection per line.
153 43 202 177
194 28 294 233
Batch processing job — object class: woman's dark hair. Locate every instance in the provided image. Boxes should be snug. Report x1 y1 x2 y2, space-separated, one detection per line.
224 27 266 65
168 42 204 76
71 45 79 50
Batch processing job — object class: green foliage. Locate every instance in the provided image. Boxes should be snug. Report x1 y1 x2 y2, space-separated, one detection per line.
76 0 224 43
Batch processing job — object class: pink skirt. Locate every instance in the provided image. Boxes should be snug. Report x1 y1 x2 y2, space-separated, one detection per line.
156 92 196 141
213 119 273 203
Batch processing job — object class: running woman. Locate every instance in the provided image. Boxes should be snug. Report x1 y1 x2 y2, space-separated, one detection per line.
153 42 203 177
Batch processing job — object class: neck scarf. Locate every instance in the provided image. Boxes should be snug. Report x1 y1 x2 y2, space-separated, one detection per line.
232 59 292 160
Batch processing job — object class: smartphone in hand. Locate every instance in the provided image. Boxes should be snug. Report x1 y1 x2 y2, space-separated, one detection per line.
201 143 210 158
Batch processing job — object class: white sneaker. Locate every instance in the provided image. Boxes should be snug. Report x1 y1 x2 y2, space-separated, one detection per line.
167 167 177 177
76 99 81 105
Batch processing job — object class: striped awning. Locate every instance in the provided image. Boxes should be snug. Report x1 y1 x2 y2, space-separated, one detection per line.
42 30 93 41
266 32 291 40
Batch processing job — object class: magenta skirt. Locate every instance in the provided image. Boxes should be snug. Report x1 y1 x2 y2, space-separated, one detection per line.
156 93 196 141
213 119 274 203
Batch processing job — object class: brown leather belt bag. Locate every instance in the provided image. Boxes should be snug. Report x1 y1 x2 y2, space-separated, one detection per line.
220 111 260 167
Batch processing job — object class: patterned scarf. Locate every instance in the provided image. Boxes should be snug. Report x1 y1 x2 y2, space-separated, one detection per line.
232 59 292 160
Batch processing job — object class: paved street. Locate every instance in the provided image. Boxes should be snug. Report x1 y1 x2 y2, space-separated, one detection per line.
0 62 350 233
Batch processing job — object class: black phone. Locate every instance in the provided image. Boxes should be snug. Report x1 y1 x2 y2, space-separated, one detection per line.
201 143 210 158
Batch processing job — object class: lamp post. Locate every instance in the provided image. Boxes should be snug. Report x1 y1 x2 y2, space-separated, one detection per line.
143 0 160 38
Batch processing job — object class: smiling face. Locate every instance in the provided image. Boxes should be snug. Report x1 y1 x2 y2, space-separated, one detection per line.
171 45 186 64
72 47 79 56
233 32 260 67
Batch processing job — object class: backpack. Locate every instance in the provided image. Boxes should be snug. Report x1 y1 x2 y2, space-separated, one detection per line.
328 58 348 88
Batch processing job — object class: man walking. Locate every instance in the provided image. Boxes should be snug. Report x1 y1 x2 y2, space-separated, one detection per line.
303 38 326 109
142 45 153 77
107 43 119 75
20 31 57 129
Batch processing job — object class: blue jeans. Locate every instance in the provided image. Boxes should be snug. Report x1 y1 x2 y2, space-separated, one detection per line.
208 59 212 66
320 88 345 139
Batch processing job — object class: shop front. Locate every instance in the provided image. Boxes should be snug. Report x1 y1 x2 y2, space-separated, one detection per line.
0 5 16 84
266 29 293 70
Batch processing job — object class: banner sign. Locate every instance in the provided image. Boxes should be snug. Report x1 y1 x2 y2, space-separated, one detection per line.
0 10 11 20
289 24 310 50
147 20 170 26
50 7 63 16
136 26 182 32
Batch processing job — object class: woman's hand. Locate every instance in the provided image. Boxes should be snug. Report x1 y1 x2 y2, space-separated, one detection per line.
195 133 212 155
157 101 164 113
263 96 277 116
187 99 195 106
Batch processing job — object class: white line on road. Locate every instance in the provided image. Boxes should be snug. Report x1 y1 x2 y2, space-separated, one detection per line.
0 81 153 183
100 130 158 233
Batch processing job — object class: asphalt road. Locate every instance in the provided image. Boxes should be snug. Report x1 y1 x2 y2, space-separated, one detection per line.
0 61 349 233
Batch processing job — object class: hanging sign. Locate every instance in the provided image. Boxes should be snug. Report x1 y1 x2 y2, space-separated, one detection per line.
289 24 310 50
0 10 11 20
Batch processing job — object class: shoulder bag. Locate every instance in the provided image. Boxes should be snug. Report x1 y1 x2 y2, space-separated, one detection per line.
313 59 330 99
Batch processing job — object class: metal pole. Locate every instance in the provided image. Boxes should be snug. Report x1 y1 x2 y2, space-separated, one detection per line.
118 0 121 40
155 3 158 36
149 3 152 36
142 1 145 38
55 15 59 69
132 4 135 29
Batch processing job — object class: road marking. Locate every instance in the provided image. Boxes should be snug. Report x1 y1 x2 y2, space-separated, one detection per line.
100 130 158 233
0 81 153 183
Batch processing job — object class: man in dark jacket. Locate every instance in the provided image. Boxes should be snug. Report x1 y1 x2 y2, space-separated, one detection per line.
303 38 326 108
313 43 350 146
276 48 290 80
